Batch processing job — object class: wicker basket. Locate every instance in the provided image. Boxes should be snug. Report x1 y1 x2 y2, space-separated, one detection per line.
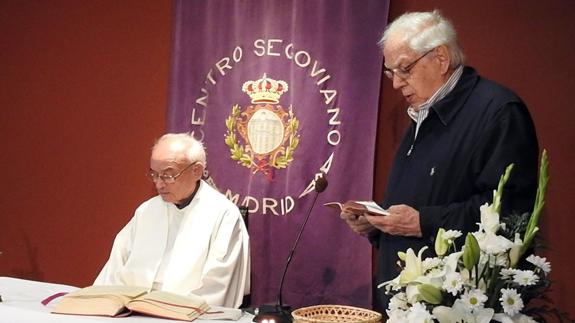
291 304 382 323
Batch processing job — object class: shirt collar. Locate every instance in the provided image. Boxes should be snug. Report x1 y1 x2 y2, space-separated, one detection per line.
407 65 464 122
175 180 201 209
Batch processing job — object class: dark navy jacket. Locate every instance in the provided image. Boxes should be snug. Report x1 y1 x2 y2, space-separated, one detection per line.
373 66 539 307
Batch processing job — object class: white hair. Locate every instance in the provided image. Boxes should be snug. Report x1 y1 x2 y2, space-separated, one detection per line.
153 133 207 167
379 10 465 68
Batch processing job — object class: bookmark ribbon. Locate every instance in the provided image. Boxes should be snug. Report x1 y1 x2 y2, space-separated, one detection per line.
41 292 68 306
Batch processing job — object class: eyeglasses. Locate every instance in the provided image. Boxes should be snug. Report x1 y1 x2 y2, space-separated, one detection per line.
383 49 434 80
146 162 196 184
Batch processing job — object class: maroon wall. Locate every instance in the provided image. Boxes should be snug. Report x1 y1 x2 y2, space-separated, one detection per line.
0 1 170 284
1 0 574 317
376 0 575 315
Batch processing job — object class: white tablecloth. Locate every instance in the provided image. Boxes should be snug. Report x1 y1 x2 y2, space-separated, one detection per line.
0 277 254 323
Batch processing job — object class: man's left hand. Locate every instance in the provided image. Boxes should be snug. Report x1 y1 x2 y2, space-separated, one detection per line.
364 204 422 237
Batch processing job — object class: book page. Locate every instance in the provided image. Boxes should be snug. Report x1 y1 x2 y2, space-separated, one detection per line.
324 200 389 216
354 201 390 216
323 201 344 211
67 285 149 298
324 201 368 213
53 295 130 316
52 285 149 317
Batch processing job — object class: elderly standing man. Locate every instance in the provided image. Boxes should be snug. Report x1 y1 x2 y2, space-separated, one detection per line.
95 133 250 308
340 10 539 310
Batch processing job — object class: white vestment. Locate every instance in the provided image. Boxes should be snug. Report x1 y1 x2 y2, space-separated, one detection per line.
94 180 250 308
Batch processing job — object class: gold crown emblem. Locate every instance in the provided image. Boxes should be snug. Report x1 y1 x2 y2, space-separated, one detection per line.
242 74 288 104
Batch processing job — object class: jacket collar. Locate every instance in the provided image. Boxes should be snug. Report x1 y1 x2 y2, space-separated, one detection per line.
431 66 479 126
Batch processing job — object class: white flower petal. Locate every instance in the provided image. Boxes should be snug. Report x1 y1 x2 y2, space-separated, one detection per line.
499 288 524 316
526 254 551 274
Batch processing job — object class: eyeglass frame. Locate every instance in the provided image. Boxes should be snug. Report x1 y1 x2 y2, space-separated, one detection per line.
146 162 197 184
383 48 434 80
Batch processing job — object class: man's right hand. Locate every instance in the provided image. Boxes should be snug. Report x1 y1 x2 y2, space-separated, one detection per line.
340 204 375 236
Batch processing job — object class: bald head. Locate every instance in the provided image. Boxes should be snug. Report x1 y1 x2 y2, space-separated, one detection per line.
149 133 206 204
152 133 206 167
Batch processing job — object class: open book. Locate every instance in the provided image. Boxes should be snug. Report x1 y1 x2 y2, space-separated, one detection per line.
324 200 390 216
52 285 210 321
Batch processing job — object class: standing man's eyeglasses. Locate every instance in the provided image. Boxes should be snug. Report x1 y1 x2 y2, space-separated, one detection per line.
383 49 434 80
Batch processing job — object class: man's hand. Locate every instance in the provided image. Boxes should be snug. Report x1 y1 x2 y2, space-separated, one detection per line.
364 204 422 237
340 203 376 236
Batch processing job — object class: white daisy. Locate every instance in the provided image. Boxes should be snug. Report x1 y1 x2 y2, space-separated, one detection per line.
513 270 539 286
460 288 488 310
443 230 462 242
500 288 524 316
526 254 551 275
388 292 408 311
422 257 442 272
427 267 444 277
500 268 519 281
406 302 434 323
442 271 464 296
386 308 408 323
495 253 509 267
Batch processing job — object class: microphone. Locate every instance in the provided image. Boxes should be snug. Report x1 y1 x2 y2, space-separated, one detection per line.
253 173 328 323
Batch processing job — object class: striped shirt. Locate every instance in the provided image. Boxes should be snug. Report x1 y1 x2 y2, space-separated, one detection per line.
407 65 464 141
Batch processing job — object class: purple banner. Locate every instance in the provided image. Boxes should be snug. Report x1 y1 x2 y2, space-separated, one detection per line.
169 0 388 309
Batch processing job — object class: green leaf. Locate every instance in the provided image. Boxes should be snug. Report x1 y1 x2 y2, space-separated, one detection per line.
291 136 299 148
494 164 514 214
520 150 549 258
435 228 448 256
225 134 234 146
418 284 443 305
463 233 480 271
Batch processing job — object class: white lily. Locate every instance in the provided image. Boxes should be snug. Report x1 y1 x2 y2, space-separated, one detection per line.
380 154 554 323
405 284 421 304
443 251 463 273
433 300 494 323
509 233 524 268
473 231 514 255
399 246 428 284
480 202 500 234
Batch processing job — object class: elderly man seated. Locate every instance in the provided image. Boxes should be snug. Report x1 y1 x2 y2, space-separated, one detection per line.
95 133 250 308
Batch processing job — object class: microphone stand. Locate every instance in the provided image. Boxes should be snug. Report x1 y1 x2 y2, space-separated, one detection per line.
253 174 327 323
277 189 321 310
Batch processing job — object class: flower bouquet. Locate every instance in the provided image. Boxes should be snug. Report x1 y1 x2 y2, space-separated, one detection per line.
381 151 571 322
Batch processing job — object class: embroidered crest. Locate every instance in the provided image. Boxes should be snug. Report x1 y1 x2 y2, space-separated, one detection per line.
225 74 300 179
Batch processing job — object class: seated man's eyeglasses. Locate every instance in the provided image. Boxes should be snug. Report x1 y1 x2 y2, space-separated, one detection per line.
146 162 196 184
384 49 434 80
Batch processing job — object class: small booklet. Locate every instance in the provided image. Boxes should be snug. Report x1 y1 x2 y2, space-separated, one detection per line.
52 285 210 321
199 306 243 320
324 200 389 216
